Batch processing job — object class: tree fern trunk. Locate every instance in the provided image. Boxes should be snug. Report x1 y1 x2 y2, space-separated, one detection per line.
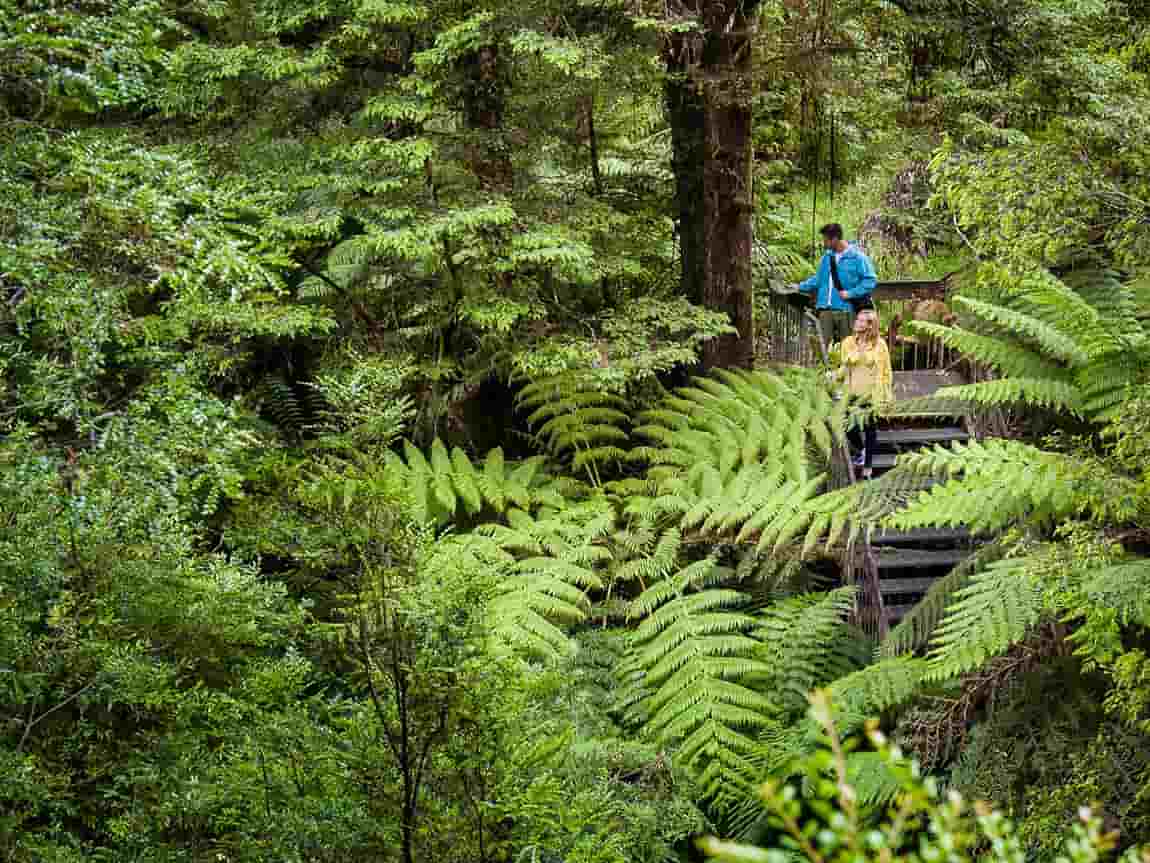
700 0 757 370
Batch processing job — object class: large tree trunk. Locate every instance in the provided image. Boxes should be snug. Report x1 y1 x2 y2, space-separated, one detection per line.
700 0 757 370
665 31 707 307
461 44 512 187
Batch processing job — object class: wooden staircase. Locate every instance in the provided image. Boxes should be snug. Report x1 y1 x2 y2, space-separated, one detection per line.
859 401 977 628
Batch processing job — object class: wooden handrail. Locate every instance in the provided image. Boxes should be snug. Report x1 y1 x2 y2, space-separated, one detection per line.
772 271 958 306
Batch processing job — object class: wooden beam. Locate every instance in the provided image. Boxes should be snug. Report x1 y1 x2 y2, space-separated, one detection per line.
874 279 948 301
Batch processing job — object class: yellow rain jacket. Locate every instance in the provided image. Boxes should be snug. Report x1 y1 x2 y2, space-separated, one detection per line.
837 335 894 406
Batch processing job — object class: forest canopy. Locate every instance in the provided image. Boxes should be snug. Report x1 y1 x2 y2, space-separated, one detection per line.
4 0 1150 860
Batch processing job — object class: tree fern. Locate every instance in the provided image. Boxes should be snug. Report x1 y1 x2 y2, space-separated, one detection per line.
886 439 1141 533
253 373 309 434
610 525 677 581
481 501 615 659
907 265 1150 421
1077 560 1150 627
754 588 867 714
924 557 1044 682
881 543 1007 658
382 440 567 527
844 751 904 809
952 296 1089 365
729 655 930 836
909 321 1074 384
623 556 773 814
518 370 631 483
774 460 947 557
627 368 845 547
756 656 930 765
823 656 931 732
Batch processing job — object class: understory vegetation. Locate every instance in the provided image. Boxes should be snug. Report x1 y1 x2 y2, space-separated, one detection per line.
4 0 1150 860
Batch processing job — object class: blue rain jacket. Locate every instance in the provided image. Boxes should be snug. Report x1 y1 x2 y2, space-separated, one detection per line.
798 244 877 311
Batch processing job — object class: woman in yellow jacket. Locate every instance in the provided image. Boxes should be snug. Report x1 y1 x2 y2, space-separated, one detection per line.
833 309 894 479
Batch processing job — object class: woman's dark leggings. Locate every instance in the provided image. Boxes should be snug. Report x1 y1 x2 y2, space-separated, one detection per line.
847 417 878 468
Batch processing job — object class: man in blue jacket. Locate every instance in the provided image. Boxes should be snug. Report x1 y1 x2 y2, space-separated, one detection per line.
794 223 877 347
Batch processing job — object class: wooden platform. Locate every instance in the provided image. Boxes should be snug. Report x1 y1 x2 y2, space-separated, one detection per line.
877 427 968 447
891 370 965 401
870 527 972 545
874 548 969 570
886 370 968 418
874 279 952 301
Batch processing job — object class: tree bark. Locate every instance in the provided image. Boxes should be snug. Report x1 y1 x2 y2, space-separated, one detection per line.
585 95 604 196
665 30 707 307
700 0 758 370
461 44 512 187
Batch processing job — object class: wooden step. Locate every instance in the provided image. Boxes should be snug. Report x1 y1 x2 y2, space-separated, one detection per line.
864 453 897 474
891 370 966 401
857 475 942 492
883 602 916 623
878 576 940 595
876 427 968 448
884 398 968 419
874 549 968 570
896 475 943 491
869 527 971 545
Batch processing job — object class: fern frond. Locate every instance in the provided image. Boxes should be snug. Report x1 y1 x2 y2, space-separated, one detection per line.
400 440 438 525
846 751 904 808
727 655 928 837
1077 559 1150 627
626 555 777 817
386 441 567 526
887 439 1135 533
478 447 507 511
519 373 631 476
881 543 1007 657
755 588 866 713
952 296 1089 365
482 502 618 660
429 438 457 513
613 527 681 588
925 557 1044 681
910 266 1149 423
822 656 929 732
908 322 1072 383
932 377 1081 412
254 374 307 432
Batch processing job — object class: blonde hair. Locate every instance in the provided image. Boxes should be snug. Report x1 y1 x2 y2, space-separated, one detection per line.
855 309 881 346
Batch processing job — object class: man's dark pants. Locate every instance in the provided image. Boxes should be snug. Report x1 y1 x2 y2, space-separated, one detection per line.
818 309 854 346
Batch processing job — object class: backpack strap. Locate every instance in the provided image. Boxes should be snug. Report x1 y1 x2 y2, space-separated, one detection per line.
829 253 843 294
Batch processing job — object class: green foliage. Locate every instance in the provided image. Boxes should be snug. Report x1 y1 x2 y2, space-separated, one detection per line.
506 631 708 862
904 266 1150 420
756 589 869 715
922 557 1045 681
625 555 772 815
699 691 1150 863
627 368 847 553
519 371 632 481
880 544 1006 657
382 438 568 527
481 500 614 659
948 663 1150 858
6 0 1150 853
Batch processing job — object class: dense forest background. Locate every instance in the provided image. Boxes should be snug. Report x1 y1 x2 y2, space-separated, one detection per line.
5 0 1150 860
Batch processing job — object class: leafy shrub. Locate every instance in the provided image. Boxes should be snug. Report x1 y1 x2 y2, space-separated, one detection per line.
699 691 1150 863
